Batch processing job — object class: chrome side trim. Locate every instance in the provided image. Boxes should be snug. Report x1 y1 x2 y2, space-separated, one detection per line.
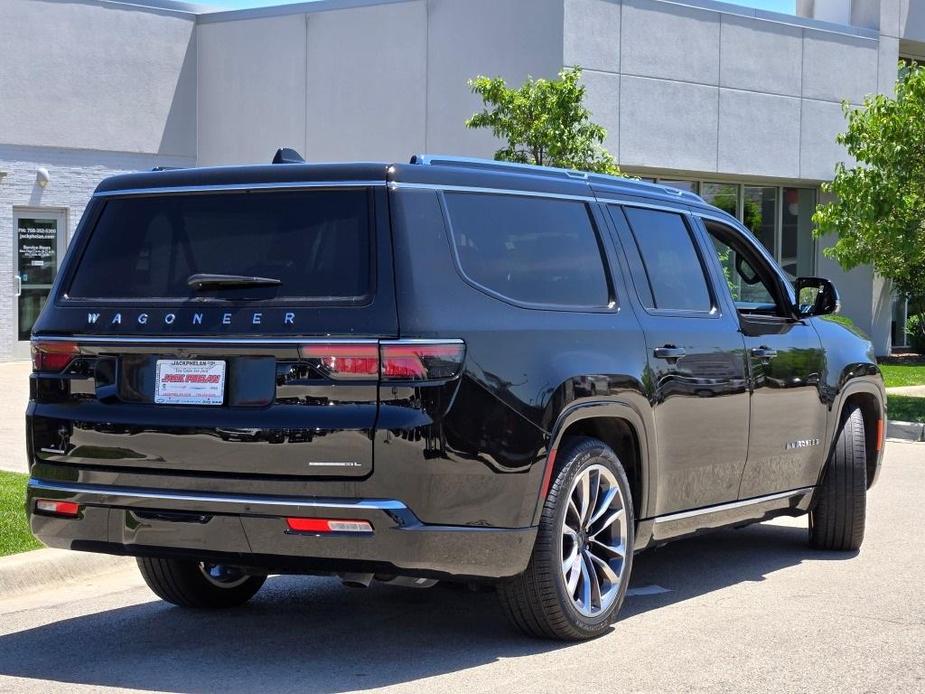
94 181 385 198
653 488 814 524
32 336 464 346
28 478 408 511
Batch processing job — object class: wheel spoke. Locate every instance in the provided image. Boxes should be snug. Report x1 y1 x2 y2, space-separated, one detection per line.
575 473 590 527
586 469 600 526
588 550 621 587
591 537 626 559
565 553 582 596
590 508 625 538
578 552 592 610
588 485 619 526
582 550 602 611
561 528 579 575
566 497 581 529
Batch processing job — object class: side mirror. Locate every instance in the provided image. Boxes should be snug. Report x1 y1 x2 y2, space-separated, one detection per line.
794 277 839 318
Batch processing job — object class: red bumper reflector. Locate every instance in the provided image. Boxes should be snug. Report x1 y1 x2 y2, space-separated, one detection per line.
286 517 373 533
34 499 80 518
540 448 558 500
876 418 884 452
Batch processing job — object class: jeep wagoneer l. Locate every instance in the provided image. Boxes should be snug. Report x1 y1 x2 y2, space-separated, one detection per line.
26 153 885 640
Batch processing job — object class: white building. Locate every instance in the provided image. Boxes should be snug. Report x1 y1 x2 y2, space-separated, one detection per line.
1 0 923 360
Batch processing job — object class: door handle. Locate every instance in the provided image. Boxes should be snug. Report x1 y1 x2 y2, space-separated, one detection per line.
654 346 686 360
751 346 778 360
14 275 21 297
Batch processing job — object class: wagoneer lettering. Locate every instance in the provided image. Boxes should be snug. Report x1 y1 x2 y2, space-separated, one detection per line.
26 153 885 641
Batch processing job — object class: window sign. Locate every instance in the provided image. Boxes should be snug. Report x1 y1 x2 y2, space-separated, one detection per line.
14 211 65 343
17 219 58 285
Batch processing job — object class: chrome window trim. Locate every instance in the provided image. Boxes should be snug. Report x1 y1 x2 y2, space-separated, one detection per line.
28 478 408 511
94 181 385 198
653 487 814 524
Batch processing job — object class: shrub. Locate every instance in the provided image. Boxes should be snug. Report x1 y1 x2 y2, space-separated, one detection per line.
907 313 925 354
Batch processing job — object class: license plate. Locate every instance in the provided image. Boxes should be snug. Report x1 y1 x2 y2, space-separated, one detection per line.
155 359 226 405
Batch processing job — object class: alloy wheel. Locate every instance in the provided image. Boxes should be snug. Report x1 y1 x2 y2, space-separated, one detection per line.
560 464 628 617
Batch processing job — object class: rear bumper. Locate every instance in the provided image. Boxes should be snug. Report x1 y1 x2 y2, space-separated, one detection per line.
26 478 536 580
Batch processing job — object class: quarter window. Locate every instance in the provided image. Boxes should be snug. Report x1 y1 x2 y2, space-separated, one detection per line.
622 208 712 312
444 193 611 308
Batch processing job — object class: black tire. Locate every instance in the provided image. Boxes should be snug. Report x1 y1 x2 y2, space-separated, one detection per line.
809 406 867 551
137 557 266 608
498 436 635 640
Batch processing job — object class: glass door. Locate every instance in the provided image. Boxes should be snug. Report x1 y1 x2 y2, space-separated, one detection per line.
13 208 67 358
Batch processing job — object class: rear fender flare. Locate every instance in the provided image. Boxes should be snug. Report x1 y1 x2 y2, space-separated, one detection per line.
532 400 653 526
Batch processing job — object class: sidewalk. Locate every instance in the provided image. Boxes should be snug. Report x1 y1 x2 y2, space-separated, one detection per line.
0 361 30 474
885 385 925 397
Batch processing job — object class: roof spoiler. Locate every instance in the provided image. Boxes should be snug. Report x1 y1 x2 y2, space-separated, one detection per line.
272 148 305 164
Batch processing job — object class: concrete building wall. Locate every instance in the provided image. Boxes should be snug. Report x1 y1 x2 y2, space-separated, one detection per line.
196 0 564 165
0 0 197 159
565 0 888 182
900 0 925 43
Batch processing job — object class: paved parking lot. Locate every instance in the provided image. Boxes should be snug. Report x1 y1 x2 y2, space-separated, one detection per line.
0 442 921 693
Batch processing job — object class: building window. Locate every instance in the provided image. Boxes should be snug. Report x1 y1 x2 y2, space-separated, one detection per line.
743 187 778 257
781 188 816 278
701 182 739 218
647 177 817 277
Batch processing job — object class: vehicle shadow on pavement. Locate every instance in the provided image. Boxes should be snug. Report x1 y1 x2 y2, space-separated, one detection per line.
0 521 858 693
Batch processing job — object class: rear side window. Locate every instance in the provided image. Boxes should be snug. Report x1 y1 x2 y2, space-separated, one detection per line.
67 189 372 302
444 193 611 308
622 207 712 312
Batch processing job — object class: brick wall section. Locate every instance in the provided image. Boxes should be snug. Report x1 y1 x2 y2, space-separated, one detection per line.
0 145 194 362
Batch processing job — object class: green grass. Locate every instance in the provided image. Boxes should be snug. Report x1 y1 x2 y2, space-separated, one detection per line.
0 471 42 556
887 395 925 423
879 363 925 388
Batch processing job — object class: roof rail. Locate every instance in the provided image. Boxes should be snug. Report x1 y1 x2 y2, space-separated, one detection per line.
408 154 704 203
273 147 305 164
410 154 588 180
151 166 183 172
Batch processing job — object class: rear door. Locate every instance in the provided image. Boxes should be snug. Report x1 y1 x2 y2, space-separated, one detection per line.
607 204 750 516
30 185 396 479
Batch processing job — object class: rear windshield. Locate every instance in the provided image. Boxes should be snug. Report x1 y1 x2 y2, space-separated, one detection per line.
66 189 372 302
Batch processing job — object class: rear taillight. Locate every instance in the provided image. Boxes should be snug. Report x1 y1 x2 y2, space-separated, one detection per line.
31 340 79 373
286 517 373 533
381 342 466 381
299 340 465 381
299 343 380 380
34 499 81 518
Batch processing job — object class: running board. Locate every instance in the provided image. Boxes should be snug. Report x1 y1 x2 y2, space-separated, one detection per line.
634 487 815 550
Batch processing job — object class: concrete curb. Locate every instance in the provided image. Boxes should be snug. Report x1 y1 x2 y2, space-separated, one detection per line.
0 548 133 599
886 420 925 443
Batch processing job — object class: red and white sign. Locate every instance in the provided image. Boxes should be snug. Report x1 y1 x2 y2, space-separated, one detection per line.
155 359 226 405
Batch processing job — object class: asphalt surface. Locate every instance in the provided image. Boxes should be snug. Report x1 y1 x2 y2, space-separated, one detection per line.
0 442 922 693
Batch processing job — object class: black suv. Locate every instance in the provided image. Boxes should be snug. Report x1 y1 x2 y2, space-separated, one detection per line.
26 153 885 640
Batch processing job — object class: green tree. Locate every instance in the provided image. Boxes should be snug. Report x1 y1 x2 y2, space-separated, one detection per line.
466 67 621 175
813 63 925 297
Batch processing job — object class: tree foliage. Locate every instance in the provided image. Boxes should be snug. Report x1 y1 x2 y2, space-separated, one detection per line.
466 67 621 175
813 63 925 297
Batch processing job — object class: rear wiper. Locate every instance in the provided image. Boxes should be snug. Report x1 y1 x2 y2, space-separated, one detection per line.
187 273 282 290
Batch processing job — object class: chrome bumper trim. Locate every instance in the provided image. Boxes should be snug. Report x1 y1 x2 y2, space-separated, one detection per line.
28 478 408 512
